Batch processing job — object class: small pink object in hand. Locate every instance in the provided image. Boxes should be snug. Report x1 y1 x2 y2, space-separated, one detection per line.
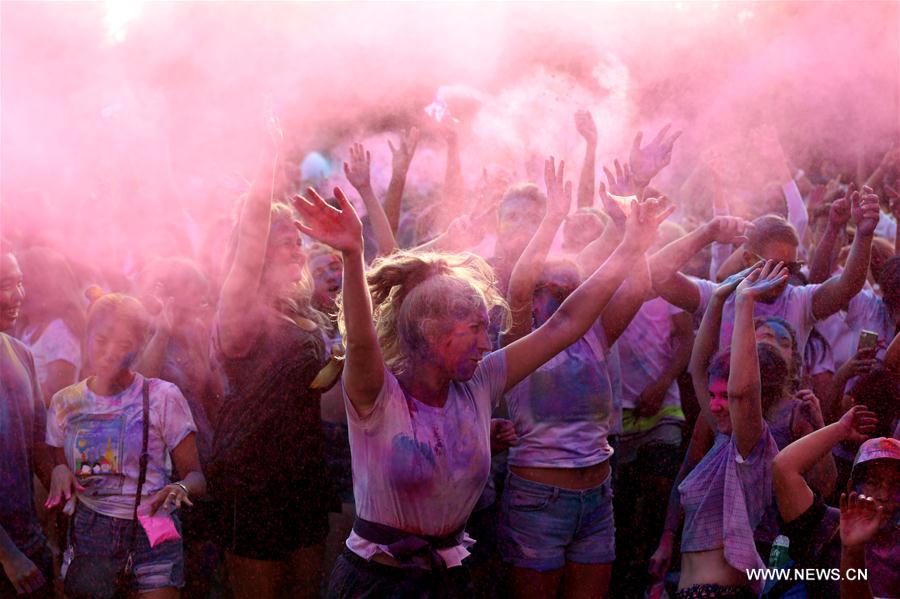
137 510 181 548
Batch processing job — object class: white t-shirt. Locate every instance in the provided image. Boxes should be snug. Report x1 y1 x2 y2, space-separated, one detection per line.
842 290 895 361
343 351 507 567
695 280 821 357
617 298 684 413
21 319 81 391
46 374 196 519
505 327 613 469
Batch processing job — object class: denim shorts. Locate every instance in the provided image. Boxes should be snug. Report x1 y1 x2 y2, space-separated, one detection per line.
499 469 615 571
70 506 184 592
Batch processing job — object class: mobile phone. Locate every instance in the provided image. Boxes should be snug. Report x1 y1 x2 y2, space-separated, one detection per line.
858 330 878 351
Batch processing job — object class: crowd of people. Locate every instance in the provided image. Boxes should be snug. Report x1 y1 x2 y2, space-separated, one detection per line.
1 108 898 599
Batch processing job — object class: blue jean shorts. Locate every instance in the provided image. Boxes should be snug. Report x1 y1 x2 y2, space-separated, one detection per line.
70 506 184 592
499 469 615 571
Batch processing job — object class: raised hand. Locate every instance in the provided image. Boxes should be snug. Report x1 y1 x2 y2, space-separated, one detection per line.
837 346 878 381
851 185 881 237
343 143 372 191
836 404 878 444
705 215 754 245
839 491 889 548
828 188 852 229
603 159 636 197
713 261 764 300
574 109 598 146
388 127 420 174
630 123 682 188
598 181 628 231
791 389 826 438
735 260 789 300
622 195 676 253
293 187 364 255
544 157 573 222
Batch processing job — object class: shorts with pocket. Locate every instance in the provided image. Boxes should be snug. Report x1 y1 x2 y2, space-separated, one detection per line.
498 468 615 571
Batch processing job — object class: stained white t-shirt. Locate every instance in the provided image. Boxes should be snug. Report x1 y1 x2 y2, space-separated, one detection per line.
21 319 81 391
46 374 197 519
505 327 613 469
343 351 507 567
842 289 895 361
695 280 821 358
617 298 684 413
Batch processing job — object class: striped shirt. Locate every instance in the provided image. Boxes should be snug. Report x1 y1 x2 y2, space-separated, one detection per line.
679 425 779 595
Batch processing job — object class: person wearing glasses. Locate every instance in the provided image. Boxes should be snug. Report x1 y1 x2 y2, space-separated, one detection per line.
647 187 881 361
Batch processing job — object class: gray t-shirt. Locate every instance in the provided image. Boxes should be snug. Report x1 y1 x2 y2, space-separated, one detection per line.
0 333 46 554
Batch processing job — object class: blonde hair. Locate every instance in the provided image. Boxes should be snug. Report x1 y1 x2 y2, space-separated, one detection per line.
223 200 330 330
84 286 151 348
338 251 508 375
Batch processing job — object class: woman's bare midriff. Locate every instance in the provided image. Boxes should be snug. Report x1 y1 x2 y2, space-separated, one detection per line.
510 460 610 490
679 549 749 590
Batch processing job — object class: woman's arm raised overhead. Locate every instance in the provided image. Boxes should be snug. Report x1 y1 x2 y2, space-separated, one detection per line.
293 187 384 416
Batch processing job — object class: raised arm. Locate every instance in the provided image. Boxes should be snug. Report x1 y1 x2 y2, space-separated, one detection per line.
812 186 879 320
808 195 850 283
629 123 682 194
688 266 755 419
886 184 900 255
648 216 752 312
772 405 877 522
383 128 420 234
600 254 651 346
441 120 465 219
574 110 598 209
730 261 790 457
502 157 572 346
574 176 628 277
503 196 674 391
293 187 383 414
217 122 281 357
344 142 397 256
839 492 888 599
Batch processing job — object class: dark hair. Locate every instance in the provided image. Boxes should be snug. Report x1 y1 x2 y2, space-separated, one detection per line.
747 214 799 254
500 184 547 216
757 342 790 412
708 351 731 382
754 316 801 391
879 256 900 307
848 368 899 438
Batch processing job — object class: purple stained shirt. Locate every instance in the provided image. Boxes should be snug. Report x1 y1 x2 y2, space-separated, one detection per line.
679 424 780 595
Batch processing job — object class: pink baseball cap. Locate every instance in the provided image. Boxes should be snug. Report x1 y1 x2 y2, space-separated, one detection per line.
851 437 900 481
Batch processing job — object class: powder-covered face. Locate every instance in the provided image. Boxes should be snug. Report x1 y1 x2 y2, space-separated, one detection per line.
855 461 900 528
0 253 24 332
743 240 797 302
532 269 579 326
263 223 306 291
755 322 794 368
429 306 492 382
310 252 342 309
498 196 543 257
87 317 142 379
708 377 732 434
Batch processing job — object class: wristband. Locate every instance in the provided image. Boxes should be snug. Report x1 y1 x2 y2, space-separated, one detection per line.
174 482 190 496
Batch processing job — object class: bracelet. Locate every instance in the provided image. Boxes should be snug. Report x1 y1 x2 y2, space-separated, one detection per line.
173 482 190 496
